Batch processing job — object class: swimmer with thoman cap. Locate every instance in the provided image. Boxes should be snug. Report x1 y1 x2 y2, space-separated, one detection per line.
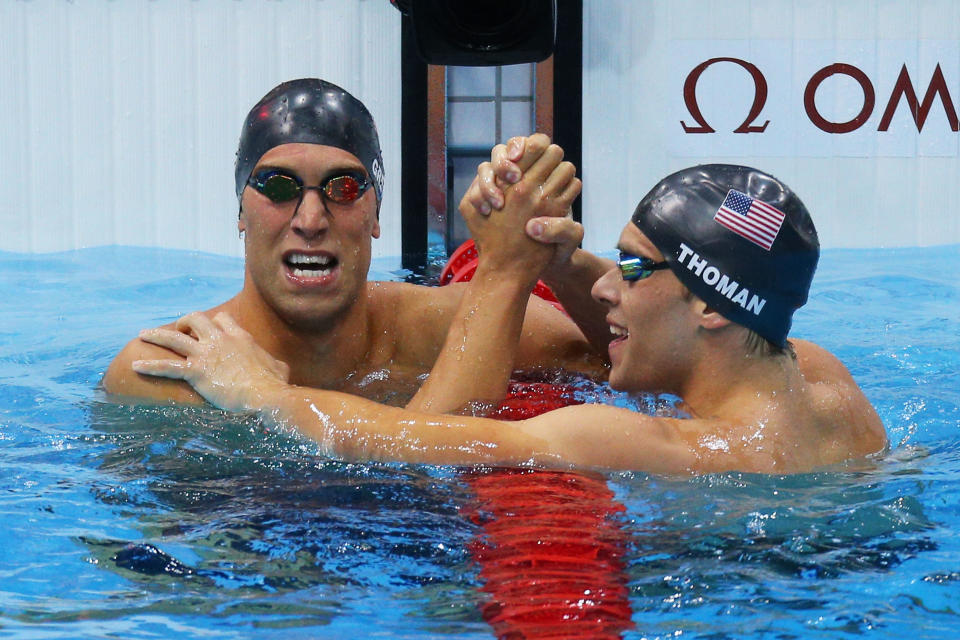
104 81 603 410
131 136 888 474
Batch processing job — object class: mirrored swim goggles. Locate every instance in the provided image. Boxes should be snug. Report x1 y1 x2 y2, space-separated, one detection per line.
247 169 372 207
617 251 670 281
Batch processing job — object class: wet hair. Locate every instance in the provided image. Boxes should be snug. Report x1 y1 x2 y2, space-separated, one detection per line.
743 329 795 358
680 283 795 358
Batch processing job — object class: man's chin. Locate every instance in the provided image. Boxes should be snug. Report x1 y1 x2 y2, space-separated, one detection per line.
260 286 353 328
282 302 352 330
607 369 627 391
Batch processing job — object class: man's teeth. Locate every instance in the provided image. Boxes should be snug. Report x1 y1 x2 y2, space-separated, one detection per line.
610 325 629 338
288 253 332 266
287 253 334 277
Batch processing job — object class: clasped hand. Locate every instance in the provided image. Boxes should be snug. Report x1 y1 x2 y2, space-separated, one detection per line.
459 134 581 279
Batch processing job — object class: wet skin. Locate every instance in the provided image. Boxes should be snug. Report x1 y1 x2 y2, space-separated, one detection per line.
103 144 604 405
124 136 888 472
237 143 381 332
591 223 698 394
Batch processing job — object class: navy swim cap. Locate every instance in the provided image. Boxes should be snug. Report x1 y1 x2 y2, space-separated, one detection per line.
235 78 384 203
631 164 819 347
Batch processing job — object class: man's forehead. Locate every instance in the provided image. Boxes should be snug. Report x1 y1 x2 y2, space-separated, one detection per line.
256 143 365 170
618 223 663 260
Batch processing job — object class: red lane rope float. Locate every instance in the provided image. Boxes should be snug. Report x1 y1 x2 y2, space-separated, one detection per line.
439 239 564 312
466 468 634 639
439 238 479 285
463 385 635 640
440 238 632 637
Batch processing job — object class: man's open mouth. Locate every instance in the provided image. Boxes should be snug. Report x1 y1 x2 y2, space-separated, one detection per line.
284 253 338 278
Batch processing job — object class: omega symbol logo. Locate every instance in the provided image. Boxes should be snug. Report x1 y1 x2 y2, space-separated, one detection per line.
681 57 960 134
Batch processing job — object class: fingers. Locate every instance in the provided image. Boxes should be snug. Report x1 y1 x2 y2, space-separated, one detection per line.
541 161 578 201
471 134 557 214
526 216 584 246
460 174 490 219
131 358 190 380
557 176 583 209
213 311 246 337
514 133 551 173
475 163 500 213
505 136 525 162
521 143 565 185
176 312 218 341
490 138 526 184
139 327 199 356
480 139 528 211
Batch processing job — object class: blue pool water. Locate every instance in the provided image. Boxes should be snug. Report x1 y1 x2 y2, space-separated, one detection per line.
1 245 959 639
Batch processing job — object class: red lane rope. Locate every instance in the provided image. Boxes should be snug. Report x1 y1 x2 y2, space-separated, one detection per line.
440 239 564 313
441 238 633 638
464 385 635 639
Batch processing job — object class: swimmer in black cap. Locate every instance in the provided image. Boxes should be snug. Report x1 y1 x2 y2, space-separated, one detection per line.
234 78 385 208
105 84 603 407
131 135 887 474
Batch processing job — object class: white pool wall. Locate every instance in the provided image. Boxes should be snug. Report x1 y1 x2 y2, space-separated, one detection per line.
2 1 958 257
0 0 402 258
581 0 960 252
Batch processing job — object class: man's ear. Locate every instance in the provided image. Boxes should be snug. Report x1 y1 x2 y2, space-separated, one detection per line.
693 299 731 331
238 205 247 233
371 217 381 239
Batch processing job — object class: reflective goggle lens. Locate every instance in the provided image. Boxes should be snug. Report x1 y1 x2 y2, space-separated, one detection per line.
257 173 301 202
323 174 363 203
250 170 370 205
618 251 668 281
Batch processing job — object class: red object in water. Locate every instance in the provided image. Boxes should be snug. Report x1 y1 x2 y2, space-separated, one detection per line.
441 240 629 638
489 382 580 421
463 384 635 640
439 239 479 285
439 240 564 312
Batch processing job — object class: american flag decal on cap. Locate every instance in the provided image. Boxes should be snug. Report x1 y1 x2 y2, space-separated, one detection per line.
713 189 786 251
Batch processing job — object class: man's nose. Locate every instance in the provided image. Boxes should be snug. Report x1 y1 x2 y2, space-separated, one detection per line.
591 266 621 307
291 189 330 238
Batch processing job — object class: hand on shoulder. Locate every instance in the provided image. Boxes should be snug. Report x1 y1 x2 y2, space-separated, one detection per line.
102 326 206 404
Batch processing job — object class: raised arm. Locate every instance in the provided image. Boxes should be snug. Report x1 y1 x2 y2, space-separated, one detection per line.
465 136 616 356
406 135 581 412
531 237 616 357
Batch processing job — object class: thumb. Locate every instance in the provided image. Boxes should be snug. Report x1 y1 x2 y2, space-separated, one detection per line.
526 216 584 246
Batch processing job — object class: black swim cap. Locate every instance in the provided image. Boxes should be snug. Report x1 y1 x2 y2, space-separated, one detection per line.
631 164 819 347
235 78 384 203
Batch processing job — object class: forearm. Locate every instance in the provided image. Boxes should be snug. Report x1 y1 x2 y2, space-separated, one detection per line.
540 248 615 356
406 263 536 413
261 383 542 466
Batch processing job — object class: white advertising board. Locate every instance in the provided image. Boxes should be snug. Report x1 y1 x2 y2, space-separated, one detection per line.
582 1 960 250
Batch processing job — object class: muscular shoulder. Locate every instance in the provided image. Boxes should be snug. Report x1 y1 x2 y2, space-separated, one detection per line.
367 280 603 374
366 281 463 365
101 324 205 404
373 280 464 316
791 339 888 458
792 339 858 385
